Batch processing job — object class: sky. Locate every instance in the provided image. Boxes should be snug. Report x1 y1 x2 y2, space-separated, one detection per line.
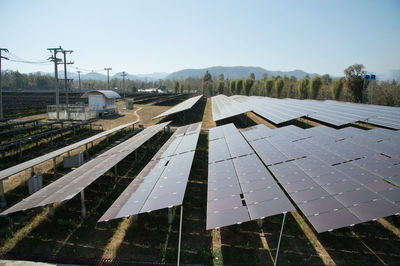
1 0 399 77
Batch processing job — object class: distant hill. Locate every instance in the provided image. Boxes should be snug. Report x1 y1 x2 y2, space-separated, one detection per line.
57 71 169 81
166 66 320 80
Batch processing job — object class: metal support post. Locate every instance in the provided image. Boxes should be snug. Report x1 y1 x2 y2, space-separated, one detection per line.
30 167 35 177
81 190 86 219
53 157 57 177
0 180 6 208
257 219 263 228
274 212 287 266
114 165 118 183
177 205 183 266
19 142 22 158
168 207 173 225
49 203 54 217
167 125 171 134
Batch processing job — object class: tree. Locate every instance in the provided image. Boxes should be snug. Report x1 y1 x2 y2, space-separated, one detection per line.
179 82 184 93
275 78 284 98
262 73 268 82
236 79 243 95
173 81 179 93
250 72 255 80
298 77 309 99
230 80 236 95
217 80 225 95
244 78 254 96
265 79 274 96
344 64 366 102
332 77 345 100
218 73 224 81
321 74 332 85
202 70 213 96
310 76 323 99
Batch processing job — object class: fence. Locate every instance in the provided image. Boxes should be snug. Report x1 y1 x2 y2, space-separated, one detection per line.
47 104 96 121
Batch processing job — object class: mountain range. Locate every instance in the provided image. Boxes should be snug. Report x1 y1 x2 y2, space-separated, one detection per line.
45 66 400 82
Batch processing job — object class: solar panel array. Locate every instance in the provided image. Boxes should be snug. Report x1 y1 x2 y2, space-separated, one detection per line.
0 121 139 181
99 122 202 222
228 96 400 129
241 124 400 233
211 95 252 122
207 124 294 230
152 95 203 119
1 122 171 215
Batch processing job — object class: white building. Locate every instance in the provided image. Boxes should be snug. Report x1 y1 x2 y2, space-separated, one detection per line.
81 90 121 117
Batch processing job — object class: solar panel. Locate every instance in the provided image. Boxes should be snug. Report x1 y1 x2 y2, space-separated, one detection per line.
211 95 252 122
229 96 400 129
241 123 400 233
0 121 139 181
98 122 202 222
207 123 294 230
152 95 202 119
1 122 171 216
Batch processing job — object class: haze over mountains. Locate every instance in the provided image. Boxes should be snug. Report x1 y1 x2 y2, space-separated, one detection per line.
46 66 400 82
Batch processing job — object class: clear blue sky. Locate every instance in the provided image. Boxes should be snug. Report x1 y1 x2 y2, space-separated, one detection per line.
1 0 399 77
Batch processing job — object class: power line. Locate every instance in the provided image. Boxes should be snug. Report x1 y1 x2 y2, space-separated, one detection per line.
48 46 63 121
0 48 10 120
121 71 127 98
104 67 112 90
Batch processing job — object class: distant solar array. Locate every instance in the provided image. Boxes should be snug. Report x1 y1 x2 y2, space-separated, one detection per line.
152 95 202 120
1 122 170 215
207 123 294 230
211 95 252 122
224 96 400 129
0 121 139 181
99 122 202 222
241 124 400 233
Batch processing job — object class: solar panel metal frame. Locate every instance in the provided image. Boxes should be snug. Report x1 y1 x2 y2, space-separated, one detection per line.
207 123 294 230
152 95 203 120
98 122 202 222
0 121 139 181
1 121 171 216
241 123 400 233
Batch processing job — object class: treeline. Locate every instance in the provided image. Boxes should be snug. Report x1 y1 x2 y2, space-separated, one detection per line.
2 65 400 107
199 64 400 107
0 70 203 94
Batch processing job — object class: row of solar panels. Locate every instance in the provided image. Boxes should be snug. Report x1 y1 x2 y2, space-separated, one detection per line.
208 123 400 233
2 117 399 234
152 95 202 120
212 95 400 129
1 120 201 223
0 121 139 181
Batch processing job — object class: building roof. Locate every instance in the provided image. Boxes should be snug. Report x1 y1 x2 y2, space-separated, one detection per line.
81 90 121 99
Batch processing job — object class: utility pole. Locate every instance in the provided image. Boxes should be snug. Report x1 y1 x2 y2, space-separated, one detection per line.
77 70 82 91
0 48 9 120
62 50 74 120
48 46 63 121
121 71 127 98
104 67 112 90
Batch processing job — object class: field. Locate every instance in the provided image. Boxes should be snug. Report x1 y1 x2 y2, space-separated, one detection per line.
0 97 399 265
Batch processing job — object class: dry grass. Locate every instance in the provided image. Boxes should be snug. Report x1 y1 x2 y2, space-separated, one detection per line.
246 112 277 129
201 98 216 129
291 211 336 265
101 217 134 259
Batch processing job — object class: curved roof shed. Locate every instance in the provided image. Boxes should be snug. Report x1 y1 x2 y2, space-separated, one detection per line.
81 90 121 99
